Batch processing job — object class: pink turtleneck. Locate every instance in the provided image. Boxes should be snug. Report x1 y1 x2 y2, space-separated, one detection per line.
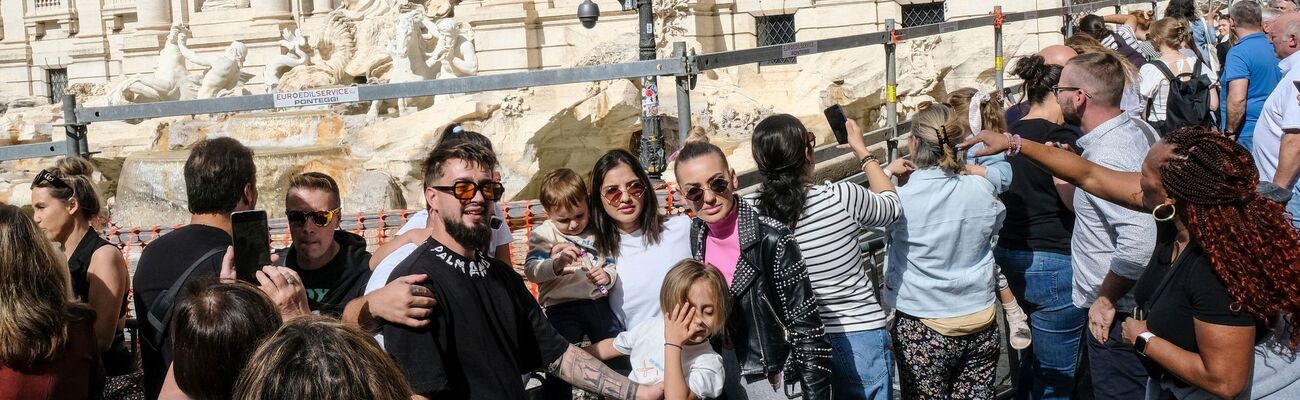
704 205 741 285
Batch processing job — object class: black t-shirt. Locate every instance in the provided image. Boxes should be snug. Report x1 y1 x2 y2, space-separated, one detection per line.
997 118 1081 254
288 253 345 311
131 224 230 399
1133 223 1262 384
383 238 570 399
278 230 371 317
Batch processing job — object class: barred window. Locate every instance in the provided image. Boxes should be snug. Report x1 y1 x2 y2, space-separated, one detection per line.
47 68 67 105
902 1 945 27
757 14 796 66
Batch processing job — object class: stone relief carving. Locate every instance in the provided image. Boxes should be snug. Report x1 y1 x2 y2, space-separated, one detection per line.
263 29 310 92
277 10 358 91
177 30 252 99
367 12 478 118
107 24 192 105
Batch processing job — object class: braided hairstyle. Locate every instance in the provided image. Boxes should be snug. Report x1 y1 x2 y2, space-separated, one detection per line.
1159 127 1300 349
910 103 966 173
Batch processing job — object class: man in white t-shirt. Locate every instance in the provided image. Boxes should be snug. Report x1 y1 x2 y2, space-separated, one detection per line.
1253 12 1300 226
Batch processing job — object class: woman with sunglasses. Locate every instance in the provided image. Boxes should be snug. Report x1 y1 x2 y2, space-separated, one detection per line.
672 140 832 399
589 149 693 330
29 157 135 396
748 114 900 400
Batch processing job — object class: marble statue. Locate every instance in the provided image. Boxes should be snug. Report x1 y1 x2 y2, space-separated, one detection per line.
277 10 358 91
427 18 478 79
107 24 191 105
178 31 250 99
263 28 310 92
369 10 440 118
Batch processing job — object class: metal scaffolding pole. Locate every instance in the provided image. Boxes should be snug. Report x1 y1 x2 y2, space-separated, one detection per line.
1065 0 1074 36
62 94 87 158
994 6 1005 95
673 41 692 149
885 19 899 162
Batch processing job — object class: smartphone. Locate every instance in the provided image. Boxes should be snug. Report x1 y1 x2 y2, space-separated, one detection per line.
231 210 271 282
824 104 849 145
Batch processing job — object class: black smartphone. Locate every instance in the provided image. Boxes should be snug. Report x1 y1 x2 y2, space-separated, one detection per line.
824 104 849 145
231 210 271 282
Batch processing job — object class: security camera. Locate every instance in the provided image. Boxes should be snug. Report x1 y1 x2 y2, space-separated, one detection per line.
578 0 600 29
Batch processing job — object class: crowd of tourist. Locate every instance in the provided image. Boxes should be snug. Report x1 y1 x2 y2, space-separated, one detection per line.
4 1 1300 400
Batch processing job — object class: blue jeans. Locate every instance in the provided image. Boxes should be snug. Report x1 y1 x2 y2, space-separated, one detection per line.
826 328 893 400
994 248 1086 400
1286 186 1300 227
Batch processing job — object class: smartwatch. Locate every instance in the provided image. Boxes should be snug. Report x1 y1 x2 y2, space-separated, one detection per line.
1135 331 1157 356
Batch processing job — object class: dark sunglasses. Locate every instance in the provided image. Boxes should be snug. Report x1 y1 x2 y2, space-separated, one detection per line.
286 208 341 227
33 169 71 190
432 180 505 203
683 177 730 202
602 180 646 205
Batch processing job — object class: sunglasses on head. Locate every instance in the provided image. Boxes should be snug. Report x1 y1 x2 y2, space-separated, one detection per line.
683 176 730 202
432 180 505 204
33 169 71 191
286 208 341 227
602 180 646 205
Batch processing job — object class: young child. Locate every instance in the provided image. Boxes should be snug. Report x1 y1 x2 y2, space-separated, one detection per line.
585 259 726 400
946 88 1033 351
523 168 622 399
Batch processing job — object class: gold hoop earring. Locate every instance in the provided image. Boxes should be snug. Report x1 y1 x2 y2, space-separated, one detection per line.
1152 203 1176 222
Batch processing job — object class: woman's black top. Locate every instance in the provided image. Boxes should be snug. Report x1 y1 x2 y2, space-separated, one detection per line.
1133 222 1263 389
68 229 135 376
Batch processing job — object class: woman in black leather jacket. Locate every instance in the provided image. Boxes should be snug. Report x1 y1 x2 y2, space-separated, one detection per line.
673 140 832 399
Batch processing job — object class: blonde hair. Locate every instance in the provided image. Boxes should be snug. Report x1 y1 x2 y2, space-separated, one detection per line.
910 103 967 173
539 168 588 213
287 172 341 209
233 317 411 400
31 157 102 221
943 88 1008 135
658 259 730 330
1065 33 1138 79
1148 18 1192 51
0 204 91 369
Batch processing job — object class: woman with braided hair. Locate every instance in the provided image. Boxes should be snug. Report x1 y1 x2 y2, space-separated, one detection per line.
961 126 1300 399
881 103 1006 399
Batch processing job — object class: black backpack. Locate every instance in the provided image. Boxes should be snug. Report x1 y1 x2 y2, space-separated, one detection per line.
1146 59 1215 134
1111 32 1149 68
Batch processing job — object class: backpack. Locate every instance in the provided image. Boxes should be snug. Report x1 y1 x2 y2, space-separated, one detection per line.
1146 59 1215 134
1112 32 1149 67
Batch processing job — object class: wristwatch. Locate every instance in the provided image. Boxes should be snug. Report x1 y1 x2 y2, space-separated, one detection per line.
1135 331 1157 356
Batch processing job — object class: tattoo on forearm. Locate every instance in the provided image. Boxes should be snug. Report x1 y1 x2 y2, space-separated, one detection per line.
550 345 637 400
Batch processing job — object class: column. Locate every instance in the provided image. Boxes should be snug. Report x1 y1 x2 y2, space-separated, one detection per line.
252 0 292 22
136 0 172 31
312 0 331 16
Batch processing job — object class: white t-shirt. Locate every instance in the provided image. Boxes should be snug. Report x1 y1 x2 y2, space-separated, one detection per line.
1138 57 1218 122
1252 51 1300 183
608 215 693 329
613 316 725 399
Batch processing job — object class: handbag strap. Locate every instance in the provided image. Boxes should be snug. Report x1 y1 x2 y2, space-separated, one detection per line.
144 247 225 347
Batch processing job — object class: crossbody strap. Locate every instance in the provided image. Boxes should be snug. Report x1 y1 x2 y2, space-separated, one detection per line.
145 247 225 347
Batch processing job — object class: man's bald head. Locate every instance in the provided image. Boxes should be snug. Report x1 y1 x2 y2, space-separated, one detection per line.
1272 12 1300 58
1040 45 1079 66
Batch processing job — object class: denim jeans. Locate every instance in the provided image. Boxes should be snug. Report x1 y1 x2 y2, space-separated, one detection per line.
994 248 1086 400
826 328 893 400
1286 186 1300 227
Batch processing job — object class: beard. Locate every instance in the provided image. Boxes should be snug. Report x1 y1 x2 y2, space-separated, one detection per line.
443 212 492 252
1062 102 1082 127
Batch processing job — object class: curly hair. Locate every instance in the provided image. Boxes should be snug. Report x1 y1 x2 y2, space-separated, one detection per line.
1159 127 1300 349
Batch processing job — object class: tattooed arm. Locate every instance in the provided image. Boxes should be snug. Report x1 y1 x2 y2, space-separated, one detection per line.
549 345 663 400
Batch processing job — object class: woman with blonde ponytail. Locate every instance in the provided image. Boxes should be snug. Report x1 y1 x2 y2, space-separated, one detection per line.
1138 17 1219 133
882 103 1007 399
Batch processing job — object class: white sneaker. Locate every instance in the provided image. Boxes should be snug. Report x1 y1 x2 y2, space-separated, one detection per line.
1004 301 1032 350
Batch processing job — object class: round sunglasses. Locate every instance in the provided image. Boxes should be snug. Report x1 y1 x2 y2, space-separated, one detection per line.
601 180 646 205
682 176 730 202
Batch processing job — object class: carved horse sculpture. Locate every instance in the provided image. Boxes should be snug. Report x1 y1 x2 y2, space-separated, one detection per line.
108 24 191 107
369 10 440 118
263 28 310 92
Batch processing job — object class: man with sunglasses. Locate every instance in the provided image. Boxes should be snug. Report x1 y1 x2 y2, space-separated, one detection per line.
1048 52 1158 400
272 172 371 317
381 142 662 400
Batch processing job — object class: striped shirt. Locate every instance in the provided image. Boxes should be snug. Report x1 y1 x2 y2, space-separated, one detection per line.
746 182 902 333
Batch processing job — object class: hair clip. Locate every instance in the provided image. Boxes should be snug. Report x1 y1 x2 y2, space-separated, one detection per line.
451 125 464 134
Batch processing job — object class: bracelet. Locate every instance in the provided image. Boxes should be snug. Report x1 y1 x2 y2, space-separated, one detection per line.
1011 134 1023 156
860 154 879 166
665 343 683 350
